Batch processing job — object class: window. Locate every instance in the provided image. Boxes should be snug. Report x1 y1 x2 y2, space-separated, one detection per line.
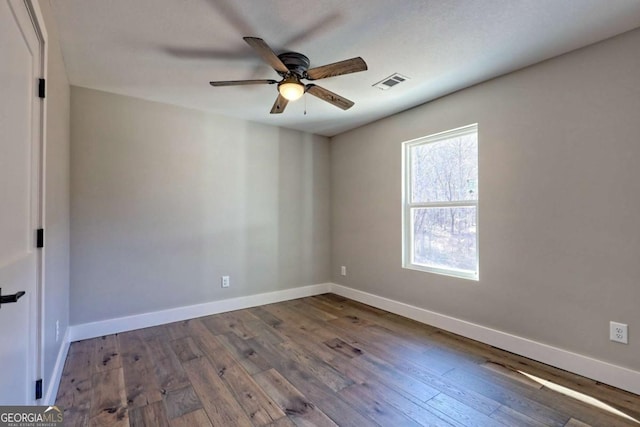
402 124 479 280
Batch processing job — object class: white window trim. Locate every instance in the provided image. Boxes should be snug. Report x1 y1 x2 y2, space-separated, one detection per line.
401 123 479 281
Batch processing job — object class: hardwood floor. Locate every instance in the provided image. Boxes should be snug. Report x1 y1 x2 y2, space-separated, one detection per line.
56 294 640 426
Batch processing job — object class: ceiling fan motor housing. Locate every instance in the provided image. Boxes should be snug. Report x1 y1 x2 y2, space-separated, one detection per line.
277 52 310 77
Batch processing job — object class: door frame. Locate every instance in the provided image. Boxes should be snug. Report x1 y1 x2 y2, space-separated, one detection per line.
24 0 48 402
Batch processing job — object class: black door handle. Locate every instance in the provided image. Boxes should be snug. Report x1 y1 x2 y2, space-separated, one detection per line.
0 288 26 308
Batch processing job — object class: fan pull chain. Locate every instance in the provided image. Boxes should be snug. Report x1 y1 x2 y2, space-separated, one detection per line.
304 93 307 115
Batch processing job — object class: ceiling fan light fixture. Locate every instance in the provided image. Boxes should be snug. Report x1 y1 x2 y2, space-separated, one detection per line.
278 77 305 101
209 37 367 114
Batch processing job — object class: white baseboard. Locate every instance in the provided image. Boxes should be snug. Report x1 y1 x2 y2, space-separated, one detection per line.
329 283 640 395
68 283 331 342
44 328 70 405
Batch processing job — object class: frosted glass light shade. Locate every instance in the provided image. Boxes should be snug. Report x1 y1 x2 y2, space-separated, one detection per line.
278 80 305 101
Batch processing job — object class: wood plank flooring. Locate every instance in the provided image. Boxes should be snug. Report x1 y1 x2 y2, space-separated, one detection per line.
56 294 640 426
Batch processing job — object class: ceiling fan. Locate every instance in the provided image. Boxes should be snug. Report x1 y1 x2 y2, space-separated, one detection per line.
209 37 368 114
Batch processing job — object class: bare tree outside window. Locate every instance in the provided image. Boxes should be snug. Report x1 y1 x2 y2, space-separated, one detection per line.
403 125 478 279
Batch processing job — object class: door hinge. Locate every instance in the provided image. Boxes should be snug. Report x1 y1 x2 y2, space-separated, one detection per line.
35 379 43 400
38 78 46 99
36 228 44 249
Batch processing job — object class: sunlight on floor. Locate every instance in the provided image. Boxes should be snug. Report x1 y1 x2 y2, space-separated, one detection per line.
517 371 639 424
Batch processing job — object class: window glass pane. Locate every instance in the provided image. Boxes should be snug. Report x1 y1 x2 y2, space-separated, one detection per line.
411 133 478 203
412 206 477 272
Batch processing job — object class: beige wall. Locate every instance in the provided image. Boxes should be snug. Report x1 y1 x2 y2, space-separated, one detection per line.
331 28 640 371
70 87 330 324
39 0 71 395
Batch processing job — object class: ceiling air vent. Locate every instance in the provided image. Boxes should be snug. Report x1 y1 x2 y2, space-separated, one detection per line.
373 73 409 90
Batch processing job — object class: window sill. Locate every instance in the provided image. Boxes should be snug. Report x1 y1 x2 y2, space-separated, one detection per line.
402 263 479 281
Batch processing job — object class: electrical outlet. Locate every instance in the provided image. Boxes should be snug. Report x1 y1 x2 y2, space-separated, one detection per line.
610 321 628 344
341 266 347 276
55 320 60 342
221 276 230 288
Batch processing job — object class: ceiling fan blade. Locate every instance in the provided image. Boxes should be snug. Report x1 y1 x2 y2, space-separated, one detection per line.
205 0 255 36
162 46 252 61
306 84 354 110
306 57 368 80
281 13 341 47
270 94 289 114
210 79 277 87
243 37 289 74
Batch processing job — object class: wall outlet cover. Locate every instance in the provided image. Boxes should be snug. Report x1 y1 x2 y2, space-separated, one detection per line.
610 321 628 344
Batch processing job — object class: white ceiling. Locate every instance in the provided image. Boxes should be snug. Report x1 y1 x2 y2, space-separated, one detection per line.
51 0 640 136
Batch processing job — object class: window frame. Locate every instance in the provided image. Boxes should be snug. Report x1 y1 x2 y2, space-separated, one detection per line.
401 123 479 281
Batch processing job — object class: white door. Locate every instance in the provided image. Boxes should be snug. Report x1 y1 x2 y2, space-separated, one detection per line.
0 0 44 404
